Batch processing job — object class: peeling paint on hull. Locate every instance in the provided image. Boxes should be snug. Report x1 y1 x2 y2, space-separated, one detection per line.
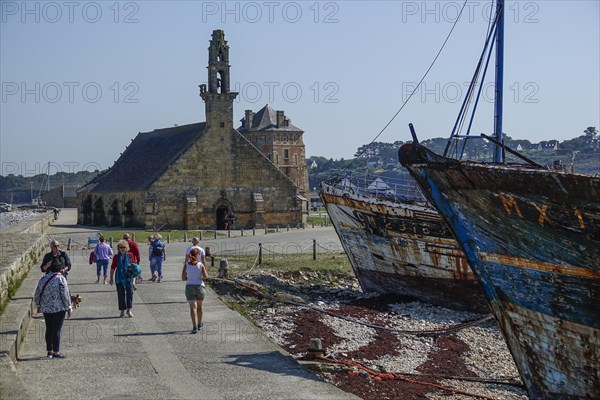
320 178 487 313
400 143 600 399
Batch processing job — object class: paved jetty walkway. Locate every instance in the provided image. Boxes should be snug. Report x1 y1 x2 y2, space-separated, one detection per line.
0 210 357 400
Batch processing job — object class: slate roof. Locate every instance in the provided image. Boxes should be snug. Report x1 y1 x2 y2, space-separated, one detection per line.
79 122 205 193
238 104 302 132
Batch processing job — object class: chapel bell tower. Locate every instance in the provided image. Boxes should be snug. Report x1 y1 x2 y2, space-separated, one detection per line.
199 30 238 129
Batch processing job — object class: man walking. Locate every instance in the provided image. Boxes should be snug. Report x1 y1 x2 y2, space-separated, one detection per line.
123 233 141 288
150 234 166 283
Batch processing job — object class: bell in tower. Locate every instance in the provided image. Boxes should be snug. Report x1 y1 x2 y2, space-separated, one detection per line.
208 29 231 93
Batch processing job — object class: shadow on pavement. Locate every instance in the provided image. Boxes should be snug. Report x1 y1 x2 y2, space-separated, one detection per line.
224 351 322 379
114 330 189 337
69 316 123 321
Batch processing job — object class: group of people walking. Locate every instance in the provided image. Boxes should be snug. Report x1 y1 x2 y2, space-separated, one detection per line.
34 234 210 358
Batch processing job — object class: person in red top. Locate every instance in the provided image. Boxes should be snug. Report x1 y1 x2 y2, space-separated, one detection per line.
123 233 141 263
123 233 141 286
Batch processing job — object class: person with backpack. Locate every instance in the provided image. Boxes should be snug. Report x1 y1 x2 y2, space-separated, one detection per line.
150 233 166 283
109 240 137 318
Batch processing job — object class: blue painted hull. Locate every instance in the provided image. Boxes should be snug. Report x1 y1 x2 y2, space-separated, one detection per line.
399 144 600 399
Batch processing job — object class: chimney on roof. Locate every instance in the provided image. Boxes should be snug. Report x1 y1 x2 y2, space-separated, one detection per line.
276 111 285 128
245 110 254 129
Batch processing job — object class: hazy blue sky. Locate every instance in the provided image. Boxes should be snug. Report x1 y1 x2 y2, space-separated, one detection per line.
1 0 598 176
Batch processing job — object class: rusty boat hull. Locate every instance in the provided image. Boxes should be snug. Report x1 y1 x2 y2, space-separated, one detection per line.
320 174 487 312
399 143 600 399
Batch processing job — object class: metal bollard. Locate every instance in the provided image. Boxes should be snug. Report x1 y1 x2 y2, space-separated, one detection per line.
228 230 231 238
199 231 203 241
313 239 317 261
253 227 255 236
241 229 244 236
184 232 188 242
214 230 217 239
167 234 171 243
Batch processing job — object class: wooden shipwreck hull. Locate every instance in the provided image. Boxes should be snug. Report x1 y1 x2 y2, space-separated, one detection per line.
399 143 600 399
320 173 487 312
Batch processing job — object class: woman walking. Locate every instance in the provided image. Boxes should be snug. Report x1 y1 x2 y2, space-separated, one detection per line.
110 240 136 318
34 262 72 359
40 239 71 278
94 236 113 284
182 248 209 334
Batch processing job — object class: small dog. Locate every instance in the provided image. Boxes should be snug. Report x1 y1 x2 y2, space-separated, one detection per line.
70 294 83 308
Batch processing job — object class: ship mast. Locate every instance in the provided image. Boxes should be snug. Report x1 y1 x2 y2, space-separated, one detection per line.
493 0 504 163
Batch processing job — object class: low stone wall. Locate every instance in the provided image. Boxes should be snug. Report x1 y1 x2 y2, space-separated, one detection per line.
15 210 54 235
0 211 53 364
0 234 47 312
0 211 53 313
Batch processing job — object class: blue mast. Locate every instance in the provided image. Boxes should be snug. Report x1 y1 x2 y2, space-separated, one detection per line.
493 0 504 162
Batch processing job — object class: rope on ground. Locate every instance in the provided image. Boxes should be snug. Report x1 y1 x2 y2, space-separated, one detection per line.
392 371 523 388
307 354 501 400
210 277 494 337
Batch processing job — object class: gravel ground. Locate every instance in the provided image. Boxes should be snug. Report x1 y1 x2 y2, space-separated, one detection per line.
0 209 46 231
211 270 529 400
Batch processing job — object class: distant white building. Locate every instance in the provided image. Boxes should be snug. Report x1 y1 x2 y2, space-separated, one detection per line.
368 178 394 196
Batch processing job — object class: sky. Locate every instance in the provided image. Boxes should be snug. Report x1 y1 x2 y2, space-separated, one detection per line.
1 0 599 176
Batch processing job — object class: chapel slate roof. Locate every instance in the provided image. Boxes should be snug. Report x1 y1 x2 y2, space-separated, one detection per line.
79 122 205 193
238 104 303 132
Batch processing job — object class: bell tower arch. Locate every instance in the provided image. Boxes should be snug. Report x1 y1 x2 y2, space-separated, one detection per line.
199 30 238 130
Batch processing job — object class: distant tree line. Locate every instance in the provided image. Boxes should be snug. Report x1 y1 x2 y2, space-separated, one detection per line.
1 128 597 200
308 127 599 190
0 170 100 204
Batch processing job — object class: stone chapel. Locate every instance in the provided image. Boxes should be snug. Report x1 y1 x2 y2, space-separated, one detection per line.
77 30 308 230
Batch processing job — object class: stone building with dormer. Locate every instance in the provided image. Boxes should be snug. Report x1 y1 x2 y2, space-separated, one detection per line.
77 30 308 230
238 105 309 195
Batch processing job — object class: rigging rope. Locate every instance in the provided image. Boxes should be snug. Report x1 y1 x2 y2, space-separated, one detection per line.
341 0 470 173
445 0 502 158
